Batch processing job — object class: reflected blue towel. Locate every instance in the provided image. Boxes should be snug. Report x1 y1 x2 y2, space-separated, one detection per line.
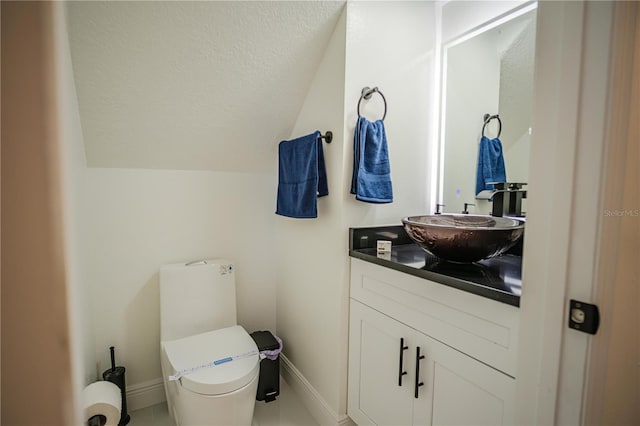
276 131 328 219
350 117 393 203
475 136 507 195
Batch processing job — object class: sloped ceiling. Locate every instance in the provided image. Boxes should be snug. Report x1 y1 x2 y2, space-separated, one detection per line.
67 1 345 172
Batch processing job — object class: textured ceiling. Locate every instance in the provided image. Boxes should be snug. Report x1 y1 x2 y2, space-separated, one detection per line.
67 1 345 172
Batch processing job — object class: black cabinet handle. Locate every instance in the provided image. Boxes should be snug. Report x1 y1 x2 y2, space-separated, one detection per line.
414 346 425 398
398 338 409 386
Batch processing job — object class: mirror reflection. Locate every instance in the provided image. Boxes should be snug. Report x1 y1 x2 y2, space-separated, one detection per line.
441 9 537 215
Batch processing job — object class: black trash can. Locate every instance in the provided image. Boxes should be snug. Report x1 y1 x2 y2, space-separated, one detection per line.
250 331 281 402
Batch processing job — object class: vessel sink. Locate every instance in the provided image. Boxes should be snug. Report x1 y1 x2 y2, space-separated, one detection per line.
401 215 524 263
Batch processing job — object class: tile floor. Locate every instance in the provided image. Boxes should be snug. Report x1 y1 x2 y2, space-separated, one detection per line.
129 378 318 426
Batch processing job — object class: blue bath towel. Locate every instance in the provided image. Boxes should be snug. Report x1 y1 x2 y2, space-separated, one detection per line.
475 136 507 195
350 117 393 203
276 131 328 219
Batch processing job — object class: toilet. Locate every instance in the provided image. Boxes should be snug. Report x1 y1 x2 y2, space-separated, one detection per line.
159 259 259 426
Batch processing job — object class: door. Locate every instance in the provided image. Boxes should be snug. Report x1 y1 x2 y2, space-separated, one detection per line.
412 332 516 425
517 1 638 424
348 300 415 425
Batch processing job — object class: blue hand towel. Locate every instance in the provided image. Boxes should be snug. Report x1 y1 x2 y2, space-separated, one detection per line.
475 136 507 195
276 131 328 219
350 116 393 203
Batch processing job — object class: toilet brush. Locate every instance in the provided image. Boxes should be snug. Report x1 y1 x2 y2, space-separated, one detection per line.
102 346 131 425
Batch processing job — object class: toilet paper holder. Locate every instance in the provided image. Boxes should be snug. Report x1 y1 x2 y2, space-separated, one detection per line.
102 346 131 425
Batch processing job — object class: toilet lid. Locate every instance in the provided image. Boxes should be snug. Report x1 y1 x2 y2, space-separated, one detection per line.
163 325 259 395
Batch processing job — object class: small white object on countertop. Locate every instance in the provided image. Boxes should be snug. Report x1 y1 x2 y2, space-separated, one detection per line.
377 240 392 254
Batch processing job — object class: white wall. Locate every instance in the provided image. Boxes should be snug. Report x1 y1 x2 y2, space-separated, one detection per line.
275 7 348 419
275 2 436 420
81 169 277 386
344 1 436 225
55 2 96 392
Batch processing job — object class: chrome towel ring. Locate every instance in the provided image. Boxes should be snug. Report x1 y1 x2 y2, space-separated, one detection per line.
358 86 387 120
482 113 502 138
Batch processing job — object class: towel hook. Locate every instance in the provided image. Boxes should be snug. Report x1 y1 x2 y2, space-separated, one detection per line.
318 131 333 144
482 113 502 138
358 86 387 120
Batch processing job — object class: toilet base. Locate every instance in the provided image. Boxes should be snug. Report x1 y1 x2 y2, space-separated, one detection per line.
165 369 259 426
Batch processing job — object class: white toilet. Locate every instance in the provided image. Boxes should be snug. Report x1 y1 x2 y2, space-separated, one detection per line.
159 259 259 426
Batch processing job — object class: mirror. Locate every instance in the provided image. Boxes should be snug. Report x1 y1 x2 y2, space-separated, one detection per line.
440 7 537 215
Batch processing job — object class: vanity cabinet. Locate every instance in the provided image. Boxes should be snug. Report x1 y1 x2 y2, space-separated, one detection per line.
347 258 519 425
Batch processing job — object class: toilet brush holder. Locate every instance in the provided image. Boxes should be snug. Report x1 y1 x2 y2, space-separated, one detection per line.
102 346 131 425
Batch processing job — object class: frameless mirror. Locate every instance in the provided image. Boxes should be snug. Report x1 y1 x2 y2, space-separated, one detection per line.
440 8 537 215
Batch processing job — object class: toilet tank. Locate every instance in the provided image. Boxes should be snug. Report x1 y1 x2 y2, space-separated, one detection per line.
160 259 237 342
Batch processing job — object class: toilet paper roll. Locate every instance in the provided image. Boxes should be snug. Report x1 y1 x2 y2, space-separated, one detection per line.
83 381 122 426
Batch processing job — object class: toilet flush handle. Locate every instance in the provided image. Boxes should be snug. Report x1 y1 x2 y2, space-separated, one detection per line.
185 260 208 266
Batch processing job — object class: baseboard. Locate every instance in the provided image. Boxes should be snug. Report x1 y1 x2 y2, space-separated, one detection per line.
280 354 352 426
126 378 166 412
339 415 357 426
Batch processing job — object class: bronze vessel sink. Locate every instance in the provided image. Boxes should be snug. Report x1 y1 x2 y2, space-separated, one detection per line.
401 215 524 263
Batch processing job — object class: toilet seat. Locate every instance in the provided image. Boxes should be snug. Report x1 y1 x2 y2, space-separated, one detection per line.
162 325 259 396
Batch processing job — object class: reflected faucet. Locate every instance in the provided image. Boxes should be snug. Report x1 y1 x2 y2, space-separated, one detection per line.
435 204 445 215
490 182 527 217
462 203 475 214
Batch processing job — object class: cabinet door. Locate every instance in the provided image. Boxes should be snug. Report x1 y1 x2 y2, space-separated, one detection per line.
348 300 415 425
412 334 516 426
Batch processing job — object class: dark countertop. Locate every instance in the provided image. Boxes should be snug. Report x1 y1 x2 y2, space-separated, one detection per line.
349 226 521 307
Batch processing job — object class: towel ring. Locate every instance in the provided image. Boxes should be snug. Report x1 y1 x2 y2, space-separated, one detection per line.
358 86 387 120
482 113 502 138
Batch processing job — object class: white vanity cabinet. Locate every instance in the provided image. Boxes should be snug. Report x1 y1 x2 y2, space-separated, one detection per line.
347 258 519 425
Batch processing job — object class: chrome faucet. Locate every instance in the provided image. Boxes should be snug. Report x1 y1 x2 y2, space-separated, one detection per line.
435 204 445 215
462 203 475 214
